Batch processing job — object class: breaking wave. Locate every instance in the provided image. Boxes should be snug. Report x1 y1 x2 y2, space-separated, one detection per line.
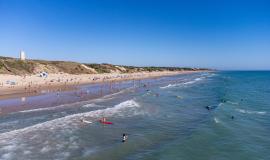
236 109 267 115
160 84 178 89
0 99 141 160
1 99 140 137
160 76 205 89
214 117 220 124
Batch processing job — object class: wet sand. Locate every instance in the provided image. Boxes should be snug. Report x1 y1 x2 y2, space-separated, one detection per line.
0 80 133 115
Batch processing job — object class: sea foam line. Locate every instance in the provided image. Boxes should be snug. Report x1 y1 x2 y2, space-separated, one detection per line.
0 99 140 139
16 92 120 114
16 85 135 114
0 99 141 160
160 76 205 89
236 109 267 115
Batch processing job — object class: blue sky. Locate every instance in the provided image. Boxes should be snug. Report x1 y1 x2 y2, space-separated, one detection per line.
0 0 269 70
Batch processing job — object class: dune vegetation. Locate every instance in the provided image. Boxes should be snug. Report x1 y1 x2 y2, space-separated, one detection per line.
0 56 207 75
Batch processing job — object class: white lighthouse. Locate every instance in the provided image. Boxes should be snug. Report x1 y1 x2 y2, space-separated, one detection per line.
20 50 26 60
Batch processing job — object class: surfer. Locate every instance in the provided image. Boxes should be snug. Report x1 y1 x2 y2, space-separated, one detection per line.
122 133 128 142
205 105 218 111
231 116 234 119
176 95 182 99
99 117 113 124
80 118 92 124
100 117 106 123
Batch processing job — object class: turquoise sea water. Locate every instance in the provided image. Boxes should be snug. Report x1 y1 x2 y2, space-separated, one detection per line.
0 71 269 160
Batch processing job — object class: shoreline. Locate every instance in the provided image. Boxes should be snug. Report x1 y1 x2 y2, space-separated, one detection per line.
0 71 206 115
0 71 201 100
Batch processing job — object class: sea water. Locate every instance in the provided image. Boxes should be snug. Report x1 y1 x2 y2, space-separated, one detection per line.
0 71 269 160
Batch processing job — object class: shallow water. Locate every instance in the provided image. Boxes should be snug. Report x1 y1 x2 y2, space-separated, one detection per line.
0 71 269 160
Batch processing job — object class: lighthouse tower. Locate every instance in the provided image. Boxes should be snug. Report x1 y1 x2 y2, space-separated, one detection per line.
20 51 26 61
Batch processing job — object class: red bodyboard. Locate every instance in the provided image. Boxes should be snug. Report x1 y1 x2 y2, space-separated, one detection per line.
100 120 113 124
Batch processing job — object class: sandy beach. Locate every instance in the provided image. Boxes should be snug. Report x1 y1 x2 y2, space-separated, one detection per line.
0 71 197 99
0 71 203 114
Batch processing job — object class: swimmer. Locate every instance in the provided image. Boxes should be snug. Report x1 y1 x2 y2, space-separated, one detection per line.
176 95 182 99
122 133 128 142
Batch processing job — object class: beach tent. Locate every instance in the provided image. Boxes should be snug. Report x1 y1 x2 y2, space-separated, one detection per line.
40 72 48 78
6 80 16 85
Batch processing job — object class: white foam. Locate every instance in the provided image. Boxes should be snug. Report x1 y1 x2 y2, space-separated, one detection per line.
18 97 109 113
194 77 204 81
40 145 51 153
15 87 128 114
160 76 205 89
160 84 177 89
207 73 217 77
17 102 74 113
226 101 239 105
0 99 141 159
183 81 196 85
89 99 140 117
214 117 220 123
183 76 205 85
218 103 224 107
236 109 267 115
19 107 57 113
1 153 12 160
82 103 102 108
103 86 133 98
0 99 140 139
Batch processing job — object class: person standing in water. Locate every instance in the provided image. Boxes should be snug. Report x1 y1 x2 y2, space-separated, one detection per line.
100 117 106 123
122 133 128 142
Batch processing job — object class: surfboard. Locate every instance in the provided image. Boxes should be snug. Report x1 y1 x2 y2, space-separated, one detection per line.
82 120 92 124
100 120 113 125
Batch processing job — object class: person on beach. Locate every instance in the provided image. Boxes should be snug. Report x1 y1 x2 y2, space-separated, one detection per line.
122 133 128 142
